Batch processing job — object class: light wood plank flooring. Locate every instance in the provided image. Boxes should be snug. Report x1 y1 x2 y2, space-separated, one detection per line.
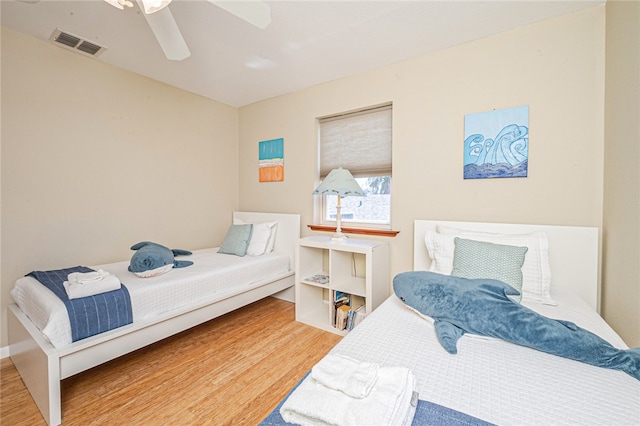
0 297 342 425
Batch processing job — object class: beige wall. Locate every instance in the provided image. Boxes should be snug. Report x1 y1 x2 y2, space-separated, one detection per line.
0 28 239 347
2 4 638 350
603 0 640 347
239 8 628 331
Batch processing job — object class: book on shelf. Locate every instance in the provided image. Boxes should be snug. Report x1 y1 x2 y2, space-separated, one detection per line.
334 291 350 305
347 305 366 331
305 273 329 285
335 304 351 331
332 291 367 331
333 291 350 326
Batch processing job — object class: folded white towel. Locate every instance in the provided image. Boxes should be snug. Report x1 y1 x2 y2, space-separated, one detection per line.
281 364 418 426
63 269 121 299
311 354 379 399
68 270 108 284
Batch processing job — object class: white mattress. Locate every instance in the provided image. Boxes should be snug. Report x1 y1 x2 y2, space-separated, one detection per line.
330 289 640 425
11 248 291 349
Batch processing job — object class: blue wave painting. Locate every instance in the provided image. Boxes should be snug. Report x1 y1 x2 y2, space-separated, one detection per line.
464 106 529 179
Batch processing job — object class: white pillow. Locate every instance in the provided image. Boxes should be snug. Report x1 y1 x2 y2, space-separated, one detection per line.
425 226 554 305
266 221 279 252
233 219 278 256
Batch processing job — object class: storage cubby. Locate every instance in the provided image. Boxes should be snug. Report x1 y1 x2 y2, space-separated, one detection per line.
295 236 389 335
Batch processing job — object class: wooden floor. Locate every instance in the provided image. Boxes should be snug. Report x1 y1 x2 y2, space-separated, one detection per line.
0 297 342 425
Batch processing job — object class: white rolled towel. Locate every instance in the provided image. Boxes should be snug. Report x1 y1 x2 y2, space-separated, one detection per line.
311 354 379 398
63 269 121 299
281 364 418 426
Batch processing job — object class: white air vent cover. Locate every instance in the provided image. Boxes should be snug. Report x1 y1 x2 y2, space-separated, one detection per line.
49 29 106 57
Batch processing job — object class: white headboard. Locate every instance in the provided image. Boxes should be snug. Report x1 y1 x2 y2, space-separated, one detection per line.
233 211 300 267
413 220 600 311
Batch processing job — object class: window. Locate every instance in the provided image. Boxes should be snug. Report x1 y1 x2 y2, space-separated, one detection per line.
317 104 392 228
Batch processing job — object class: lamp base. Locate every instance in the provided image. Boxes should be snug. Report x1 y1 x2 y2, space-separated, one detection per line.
331 232 348 242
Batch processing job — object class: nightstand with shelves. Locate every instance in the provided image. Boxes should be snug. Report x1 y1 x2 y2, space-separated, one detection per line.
295 236 390 335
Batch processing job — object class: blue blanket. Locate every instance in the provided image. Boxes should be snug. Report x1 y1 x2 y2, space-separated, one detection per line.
393 271 640 381
28 266 133 342
259 372 494 426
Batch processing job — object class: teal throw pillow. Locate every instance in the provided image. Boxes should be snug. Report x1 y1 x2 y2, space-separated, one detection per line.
451 237 528 302
218 224 253 256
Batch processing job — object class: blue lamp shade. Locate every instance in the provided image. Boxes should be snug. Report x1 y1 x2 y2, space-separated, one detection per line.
312 167 364 197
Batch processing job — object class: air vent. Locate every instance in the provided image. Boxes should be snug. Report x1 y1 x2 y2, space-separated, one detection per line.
49 29 106 57
76 40 103 56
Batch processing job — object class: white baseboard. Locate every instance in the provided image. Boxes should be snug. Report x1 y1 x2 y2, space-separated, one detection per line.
0 345 10 359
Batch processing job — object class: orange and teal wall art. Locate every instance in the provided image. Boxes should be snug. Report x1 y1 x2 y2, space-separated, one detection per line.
259 138 284 182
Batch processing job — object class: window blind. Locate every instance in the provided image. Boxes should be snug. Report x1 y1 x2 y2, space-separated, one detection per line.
319 104 392 178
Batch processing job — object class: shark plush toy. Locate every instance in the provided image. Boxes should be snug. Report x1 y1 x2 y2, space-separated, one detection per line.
393 271 640 381
128 241 193 278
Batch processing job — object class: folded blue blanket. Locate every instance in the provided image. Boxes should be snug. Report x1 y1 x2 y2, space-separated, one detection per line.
28 266 133 342
393 271 640 381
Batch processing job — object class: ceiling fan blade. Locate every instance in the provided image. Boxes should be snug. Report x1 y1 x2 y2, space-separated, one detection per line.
208 0 271 30
137 0 191 61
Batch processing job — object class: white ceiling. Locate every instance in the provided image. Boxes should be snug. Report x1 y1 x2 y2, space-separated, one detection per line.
2 0 604 107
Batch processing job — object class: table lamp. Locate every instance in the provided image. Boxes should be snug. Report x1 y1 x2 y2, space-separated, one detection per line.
313 167 364 241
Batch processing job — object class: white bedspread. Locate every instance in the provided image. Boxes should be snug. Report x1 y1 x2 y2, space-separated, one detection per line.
11 248 291 349
330 289 640 426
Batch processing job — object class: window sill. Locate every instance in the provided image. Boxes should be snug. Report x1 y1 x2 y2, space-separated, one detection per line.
307 224 399 237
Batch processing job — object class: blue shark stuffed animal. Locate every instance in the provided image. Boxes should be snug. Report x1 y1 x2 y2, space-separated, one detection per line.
393 271 640 381
128 241 193 278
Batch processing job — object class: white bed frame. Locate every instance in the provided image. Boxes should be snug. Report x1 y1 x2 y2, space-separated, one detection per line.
8 211 300 426
413 220 600 311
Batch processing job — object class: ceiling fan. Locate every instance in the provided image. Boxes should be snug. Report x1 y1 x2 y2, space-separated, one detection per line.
104 0 271 61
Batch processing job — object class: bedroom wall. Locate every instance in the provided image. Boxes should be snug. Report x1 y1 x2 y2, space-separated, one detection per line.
239 9 618 328
0 28 239 348
602 0 640 347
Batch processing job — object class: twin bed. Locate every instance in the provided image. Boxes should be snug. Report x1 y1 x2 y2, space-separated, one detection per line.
9 216 640 425
264 220 640 425
8 211 301 426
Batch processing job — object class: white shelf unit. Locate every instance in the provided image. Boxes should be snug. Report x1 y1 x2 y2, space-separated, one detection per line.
295 236 390 335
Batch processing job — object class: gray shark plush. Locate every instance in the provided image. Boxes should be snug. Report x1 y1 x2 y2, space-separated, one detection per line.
128 241 193 278
393 271 640 381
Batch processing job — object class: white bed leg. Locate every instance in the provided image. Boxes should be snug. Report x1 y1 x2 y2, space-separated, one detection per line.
8 305 61 426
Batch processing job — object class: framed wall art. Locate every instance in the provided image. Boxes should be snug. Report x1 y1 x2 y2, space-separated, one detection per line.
463 105 529 179
259 137 284 182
